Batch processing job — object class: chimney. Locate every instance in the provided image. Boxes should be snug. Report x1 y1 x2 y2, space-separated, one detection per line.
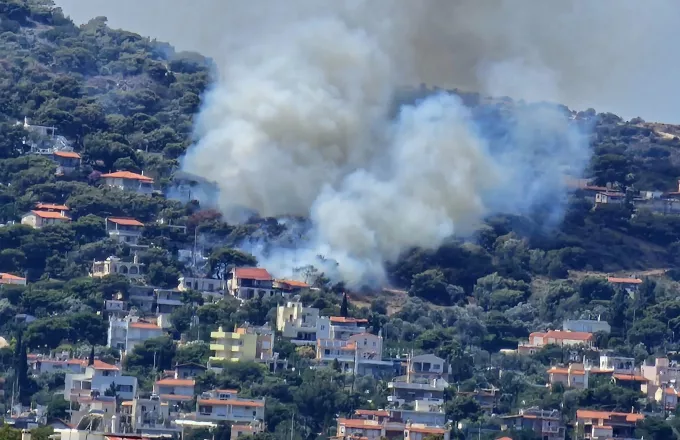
21 430 31 440
111 414 117 434
133 253 138 264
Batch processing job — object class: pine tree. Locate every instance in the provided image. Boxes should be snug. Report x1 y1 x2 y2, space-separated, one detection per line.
88 346 95 366
14 331 28 404
340 292 349 318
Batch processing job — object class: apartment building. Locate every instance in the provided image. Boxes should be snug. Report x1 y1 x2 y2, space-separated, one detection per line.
64 360 137 401
107 315 164 354
105 217 144 245
388 354 448 420
276 301 319 345
120 395 181 436
210 324 275 363
317 316 369 341
316 332 392 376
196 389 265 424
100 171 154 195
227 267 275 300
575 409 644 440
501 408 565 440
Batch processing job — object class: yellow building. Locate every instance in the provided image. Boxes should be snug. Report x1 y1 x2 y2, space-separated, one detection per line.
210 324 274 363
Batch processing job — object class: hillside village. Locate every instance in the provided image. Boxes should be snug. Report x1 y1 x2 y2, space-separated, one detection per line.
3 2 680 440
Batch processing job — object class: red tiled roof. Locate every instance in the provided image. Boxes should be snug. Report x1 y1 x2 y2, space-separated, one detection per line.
29 210 70 220
53 151 81 159
129 322 161 330
155 378 195 387
197 398 264 407
276 279 310 288
89 360 119 371
613 374 647 382
576 409 644 423
215 389 239 394
107 217 144 227
543 330 593 341
36 203 69 211
608 277 642 284
0 273 25 282
233 267 272 281
101 171 154 182
547 367 585 376
159 394 194 401
355 409 389 417
337 419 383 430
330 317 369 324
407 426 448 435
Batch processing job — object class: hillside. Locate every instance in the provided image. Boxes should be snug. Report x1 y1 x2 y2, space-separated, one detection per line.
2 1 680 439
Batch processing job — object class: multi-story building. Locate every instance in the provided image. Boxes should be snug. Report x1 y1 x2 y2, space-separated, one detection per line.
174 362 207 379
388 354 448 418
501 408 565 440
52 150 81 175
272 279 310 295
0 273 26 286
227 267 276 300
68 395 116 431
91 256 144 281
196 389 265 424
599 355 636 374
336 417 450 440
154 289 184 315
210 324 275 363
316 332 392 376
128 285 156 313
103 299 128 317
317 316 369 341
107 315 164 354
178 275 225 294
153 377 195 406
100 171 154 195
276 301 320 345
563 319 611 334
64 360 137 401
547 364 589 389
575 409 644 440
35 203 69 216
120 395 181 436
21 210 71 228
105 217 144 245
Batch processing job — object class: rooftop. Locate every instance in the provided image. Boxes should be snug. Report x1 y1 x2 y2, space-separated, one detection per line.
107 217 145 227
330 317 369 324
155 378 195 387
576 409 644 423
233 267 273 281
607 277 643 285
101 171 154 182
36 203 69 211
28 210 70 220
53 151 81 159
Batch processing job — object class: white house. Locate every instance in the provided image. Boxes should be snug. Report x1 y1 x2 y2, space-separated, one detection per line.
105 217 145 245
91 256 144 281
0 273 26 286
227 267 275 300
100 171 154 195
196 389 265 424
35 203 69 216
64 359 137 401
30 357 87 375
316 316 369 341
276 302 319 345
107 315 164 354
21 210 70 228
153 377 195 405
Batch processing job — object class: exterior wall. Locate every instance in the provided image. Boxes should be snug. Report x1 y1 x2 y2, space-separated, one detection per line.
104 177 154 195
210 328 258 362
563 320 611 334
179 276 225 292
276 302 320 341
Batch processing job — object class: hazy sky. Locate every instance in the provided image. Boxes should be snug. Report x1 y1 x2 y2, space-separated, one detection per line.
54 0 680 123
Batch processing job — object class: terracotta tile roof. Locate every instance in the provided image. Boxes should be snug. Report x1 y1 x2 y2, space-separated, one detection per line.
53 151 81 159
337 419 383 430
407 426 448 435
543 330 593 341
107 217 144 227
276 279 310 288
101 171 154 182
233 267 272 281
121 401 133 407
215 389 239 394
0 273 25 282
330 317 369 324
197 398 264 407
155 378 195 387
664 387 679 395
36 203 69 211
576 409 644 423
355 409 389 417
129 322 161 330
613 374 647 382
608 277 642 284
547 367 585 376
29 210 70 220
89 360 119 371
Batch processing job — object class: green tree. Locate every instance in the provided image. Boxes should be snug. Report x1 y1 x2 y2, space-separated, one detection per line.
208 248 257 280
340 292 349 317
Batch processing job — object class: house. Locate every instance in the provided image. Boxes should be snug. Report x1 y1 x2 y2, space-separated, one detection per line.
388 354 449 416
563 319 611 334
607 276 642 294
654 386 680 410
153 377 195 405
611 373 648 390
230 422 264 440
335 418 450 440
103 299 127 316
178 275 225 295
68 395 116 431
128 285 156 313
518 330 594 354
105 217 145 245
21 210 70 228
107 315 164 354
276 301 319 345
209 324 275 364
52 151 81 175
30 357 87 375
120 395 182 436
91 255 144 281
154 288 184 315
456 388 500 413
642 357 680 386
35 203 69 216
100 171 154 195
316 332 391 375
599 355 635 374
547 364 589 389
273 279 310 295
174 362 207 379
501 408 565 440
196 389 265 424
575 409 644 440
64 359 137 400
0 273 26 286
227 267 275 300
317 316 369 341
595 191 625 205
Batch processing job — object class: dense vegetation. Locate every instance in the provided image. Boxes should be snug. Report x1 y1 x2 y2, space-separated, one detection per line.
1 1 680 440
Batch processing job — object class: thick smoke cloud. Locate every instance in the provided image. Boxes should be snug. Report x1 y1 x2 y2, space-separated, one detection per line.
54 0 653 285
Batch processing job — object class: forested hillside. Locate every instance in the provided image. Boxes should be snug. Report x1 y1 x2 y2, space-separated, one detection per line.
1 1 680 440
